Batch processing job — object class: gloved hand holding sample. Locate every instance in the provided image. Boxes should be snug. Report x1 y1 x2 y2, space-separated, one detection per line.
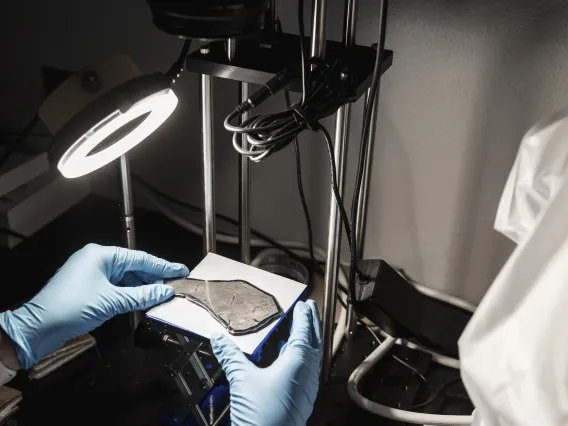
0 244 188 369
212 300 322 426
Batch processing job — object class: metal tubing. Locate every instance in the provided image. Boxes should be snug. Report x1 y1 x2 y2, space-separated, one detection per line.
270 0 279 31
343 0 358 46
239 82 252 264
119 154 141 330
346 0 388 340
191 406 209 426
310 0 327 59
320 0 357 383
346 88 379 339
200 75 216 254
227 39 236 62
120 154 136 249
211 405 230 426
321 103 351 382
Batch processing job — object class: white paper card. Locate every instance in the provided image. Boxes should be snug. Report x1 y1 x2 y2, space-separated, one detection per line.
146 253 307 355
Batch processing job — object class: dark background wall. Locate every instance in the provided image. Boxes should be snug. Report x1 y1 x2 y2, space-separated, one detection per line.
3 0 568 303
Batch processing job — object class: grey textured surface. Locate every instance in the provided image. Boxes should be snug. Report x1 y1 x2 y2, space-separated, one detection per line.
171 278 282 334
3 0 568 303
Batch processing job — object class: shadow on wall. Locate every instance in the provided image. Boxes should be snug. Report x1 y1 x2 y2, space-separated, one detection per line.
364 110 425 281
361 0 568 304
444 0 568 302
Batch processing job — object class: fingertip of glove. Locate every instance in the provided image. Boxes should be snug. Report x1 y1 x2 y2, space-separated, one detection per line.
172 263 190 276
294 300 311 318
294 300 307 312
162 285 175 297
306 299 318 311
210 332 225 346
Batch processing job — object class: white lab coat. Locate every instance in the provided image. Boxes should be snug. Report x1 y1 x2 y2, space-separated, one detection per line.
459 108 568 426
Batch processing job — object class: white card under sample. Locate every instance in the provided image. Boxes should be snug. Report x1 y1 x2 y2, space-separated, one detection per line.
146 253 307 356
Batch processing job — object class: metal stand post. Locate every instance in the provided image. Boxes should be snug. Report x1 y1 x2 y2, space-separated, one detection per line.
310 0 327 59
227 39 236 62
119 154 141 330
320 0 358 383
346 0 388 340
239 82 252 264
200 74 216 255
270 0 279 31
227 37 253 265
346 89 379 339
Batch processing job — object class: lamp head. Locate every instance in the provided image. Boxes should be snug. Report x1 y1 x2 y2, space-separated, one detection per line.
40 56 178 178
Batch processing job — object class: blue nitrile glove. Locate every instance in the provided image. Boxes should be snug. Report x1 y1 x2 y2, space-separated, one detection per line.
211 300 322 426
0 243 188 369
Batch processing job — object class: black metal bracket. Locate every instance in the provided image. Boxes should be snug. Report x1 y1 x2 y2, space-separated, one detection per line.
185 32 393 99
165 334 227 426
135 320 228 426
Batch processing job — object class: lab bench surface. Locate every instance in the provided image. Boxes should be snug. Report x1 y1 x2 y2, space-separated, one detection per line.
0 195 473 426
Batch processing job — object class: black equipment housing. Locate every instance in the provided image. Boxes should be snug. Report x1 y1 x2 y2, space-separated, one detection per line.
354 259 472 356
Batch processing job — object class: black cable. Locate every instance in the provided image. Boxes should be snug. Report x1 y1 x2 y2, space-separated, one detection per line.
293 138 316 271
131 174 317 272
409 378 462 410
277 10 316 277
0 228 27 241
225 0 363 279
224 0 357 162
0 116 39 170
362 320 429 385
284 90 316 277
166 40 192 80
319 126 355 255
349 0 389 303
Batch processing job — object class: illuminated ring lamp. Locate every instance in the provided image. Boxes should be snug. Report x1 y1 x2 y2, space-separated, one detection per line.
39 55 178 178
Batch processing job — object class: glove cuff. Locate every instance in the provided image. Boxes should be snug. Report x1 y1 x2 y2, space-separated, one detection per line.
0 311 34 370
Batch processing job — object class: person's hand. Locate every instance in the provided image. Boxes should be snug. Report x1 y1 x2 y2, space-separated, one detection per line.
0 243 188 369
212 300 322 426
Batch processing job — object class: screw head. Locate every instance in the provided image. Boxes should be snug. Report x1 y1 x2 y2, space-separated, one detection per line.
200 47 210 55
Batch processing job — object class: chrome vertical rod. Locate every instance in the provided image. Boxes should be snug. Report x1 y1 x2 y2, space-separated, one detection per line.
239 82 252 264
200 75 216 254
120 154 140 329
321 0 358 383
322 104 351 382
346 89 379 339
346 0 388 339
227 39 236 62
310 0 327 59
270 0 279 31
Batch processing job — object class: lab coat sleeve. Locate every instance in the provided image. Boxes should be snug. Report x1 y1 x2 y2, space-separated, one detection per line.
495 107 568 244
459 176 568 426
